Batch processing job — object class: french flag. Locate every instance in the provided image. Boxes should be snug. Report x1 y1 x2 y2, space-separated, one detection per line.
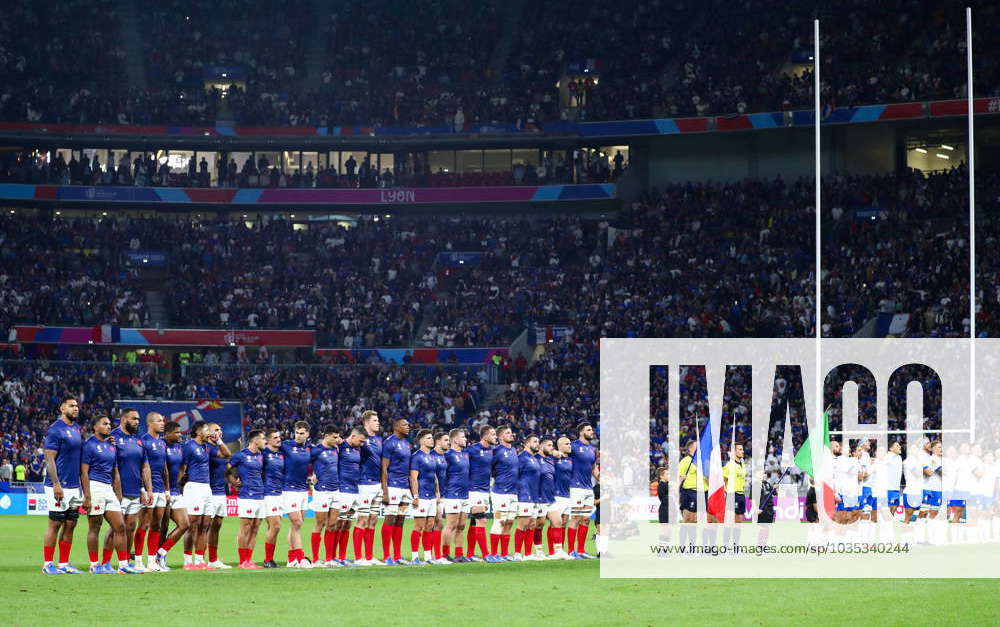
697 410 727 522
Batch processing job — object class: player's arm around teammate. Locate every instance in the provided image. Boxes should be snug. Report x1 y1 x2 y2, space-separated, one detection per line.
81 415 133 574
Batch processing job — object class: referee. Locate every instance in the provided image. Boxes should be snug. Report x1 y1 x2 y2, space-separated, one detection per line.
677 439 704 546
722 442 747 546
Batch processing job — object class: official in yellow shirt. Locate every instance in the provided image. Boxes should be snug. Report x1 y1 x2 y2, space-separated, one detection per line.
722 442 748 517
678 439 708 523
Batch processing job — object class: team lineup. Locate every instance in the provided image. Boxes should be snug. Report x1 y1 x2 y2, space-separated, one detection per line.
38 396 601 574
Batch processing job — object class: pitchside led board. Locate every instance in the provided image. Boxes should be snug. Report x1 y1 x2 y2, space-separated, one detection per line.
113 400 244 444
600 339 1000 578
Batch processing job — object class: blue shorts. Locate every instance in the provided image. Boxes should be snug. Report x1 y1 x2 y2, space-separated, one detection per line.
923 490 942 508
886 490 901 507
903 494 922 510
947 491 968 508
859 487 876 511
836 495 858 511
679 488 700 513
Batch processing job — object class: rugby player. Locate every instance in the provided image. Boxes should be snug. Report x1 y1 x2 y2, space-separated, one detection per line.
102 408 152 571
228 429 267 568
568 422 598 559
204 423 233 569
281 421 313 567
488 425 519 562
336 427 367 565
428 432 450 563
41 396 84 574
547 436 573 559
442 428 470 563
465 425 496 561
137 412 170 571
309 425 342 567
80 415 136 574
261 428 285 567
514 434 541 561
902 443 925 543
408 429 439 565
178 421 222 569
356 411 384 564
153 421 188 569
381 418 412 564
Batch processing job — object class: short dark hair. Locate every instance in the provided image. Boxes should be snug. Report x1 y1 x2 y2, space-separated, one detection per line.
266 427 281 439
294 421 310 432
350 427 366 438
323 424 341 437
478 424 494 438
434 432 449 444
575 422 592 435
416 428 433 441
247 429 264 441
524 433 539 442
60 395 77 406
190 420 207 436
90 414 109 428
540 437 553 446
164 421 181 434
497 425 512 437
120 407 139 418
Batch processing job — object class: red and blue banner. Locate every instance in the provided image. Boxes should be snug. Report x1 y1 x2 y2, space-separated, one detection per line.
314 347 506 365
15 326 315 347
0 183 615 206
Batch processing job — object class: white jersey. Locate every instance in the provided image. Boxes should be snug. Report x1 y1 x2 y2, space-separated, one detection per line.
957 455 981 492
903 455 924 497
859 451 873 489
871 458 888 499
925 454 943 491
884 452 903 492
838 456 861 497
941 456 957 494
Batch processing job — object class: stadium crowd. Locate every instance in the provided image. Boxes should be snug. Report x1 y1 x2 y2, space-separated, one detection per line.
2 2 997 127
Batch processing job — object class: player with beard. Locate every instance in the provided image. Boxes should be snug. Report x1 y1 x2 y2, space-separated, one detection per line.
548 436 574 558
102 408 152 572
178 421 219 569
428 432 450 564
514 435 542 561
408 430 439 565
228 430 267 568
465 425 496 561
536 438 557 560
568 423 599 559
137 412 169 571
356 411 384 565
335 427 368 565
261 428 285 568
488 425 519 562
41 396 84 574
309 425 342 567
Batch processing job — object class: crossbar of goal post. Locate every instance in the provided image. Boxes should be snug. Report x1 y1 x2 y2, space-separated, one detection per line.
829 429 973 436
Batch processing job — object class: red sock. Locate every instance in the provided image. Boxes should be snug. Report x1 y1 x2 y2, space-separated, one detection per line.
296 548 306 562
288 550 295 563
434 530 442 559
490 533 500 555
547 527 555 554
133 529 146 558
238 548 248 563
161 538 176 553
381 524 393 560
411 530 422 554
566 526 577 552
264 542 275 562
364 527 375 560
476 526 488 557
324 530 336 561
147 531 160 556
338 528 349 561
208 545 218 563
422 531 434 558
500 534 510 557
353 527 364 561
117 550 129 562
311 532 322 563
455 546 464 558
43 545 55 563
392 525 403 560
576 522 589 553
514 529 524 554
466 526 477 557
246 547 254 563
88 550 98 563
534 528 543 546
102 548 114 564
443 543 451 557
555 527 565 551
58 540 72 564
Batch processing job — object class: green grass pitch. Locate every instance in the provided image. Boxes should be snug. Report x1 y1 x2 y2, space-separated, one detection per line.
1 516 997 625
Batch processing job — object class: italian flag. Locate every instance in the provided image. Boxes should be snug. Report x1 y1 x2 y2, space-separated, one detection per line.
793 410 836 518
